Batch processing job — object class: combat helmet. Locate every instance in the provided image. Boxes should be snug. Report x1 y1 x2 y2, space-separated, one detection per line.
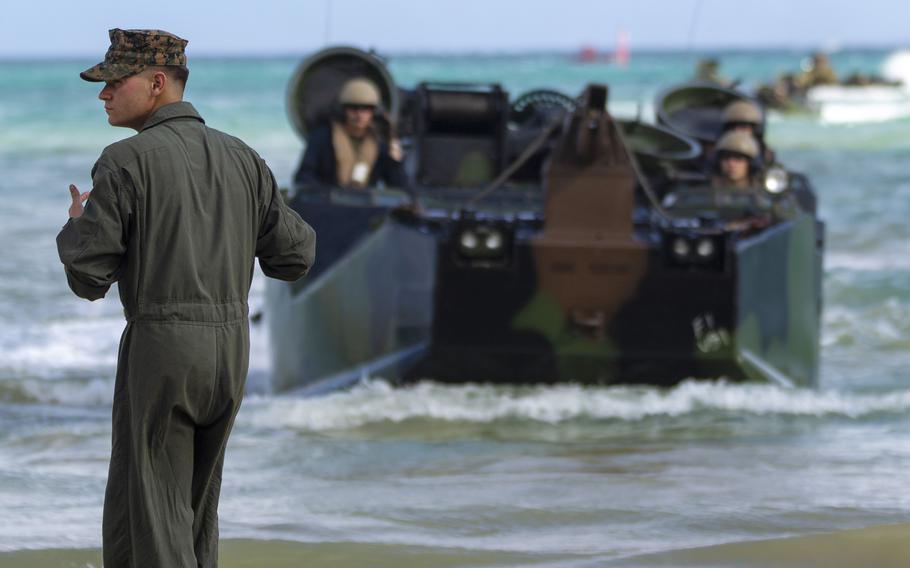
339 78 380 107
722 99 763 126
715 130 760 159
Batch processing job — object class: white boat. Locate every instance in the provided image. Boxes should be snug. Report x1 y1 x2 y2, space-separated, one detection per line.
807 83 910 123
805 49 910 124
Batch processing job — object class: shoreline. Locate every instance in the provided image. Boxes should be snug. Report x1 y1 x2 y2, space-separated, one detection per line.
3 522 910 568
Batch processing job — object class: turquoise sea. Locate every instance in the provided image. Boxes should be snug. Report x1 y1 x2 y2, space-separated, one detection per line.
2 49 910 566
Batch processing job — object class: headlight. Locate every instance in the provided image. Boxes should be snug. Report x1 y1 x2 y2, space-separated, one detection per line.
696 238 715 259
665 232 724 270
456 224 510 262
460 230 478 250
485 230 503 251
764 167 789 194
672 237 690 259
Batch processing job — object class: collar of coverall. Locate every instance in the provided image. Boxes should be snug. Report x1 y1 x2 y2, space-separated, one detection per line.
140 101 205 132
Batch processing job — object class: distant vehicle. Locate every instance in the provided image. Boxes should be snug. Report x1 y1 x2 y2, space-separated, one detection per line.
266 47 824 396
756 50 910 123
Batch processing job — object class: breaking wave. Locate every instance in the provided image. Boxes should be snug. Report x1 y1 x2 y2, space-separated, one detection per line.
826 251 910 271
0 376 114 406
768 117 910 150
1 318 121 375
240 380 910 432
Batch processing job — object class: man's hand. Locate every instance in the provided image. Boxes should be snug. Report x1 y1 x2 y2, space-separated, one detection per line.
389 138 403 162
68 184 90 219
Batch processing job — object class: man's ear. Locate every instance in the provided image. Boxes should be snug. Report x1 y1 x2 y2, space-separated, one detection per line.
151 70 168 95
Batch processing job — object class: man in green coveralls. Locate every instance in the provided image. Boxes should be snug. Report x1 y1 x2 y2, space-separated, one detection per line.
56 29 316 567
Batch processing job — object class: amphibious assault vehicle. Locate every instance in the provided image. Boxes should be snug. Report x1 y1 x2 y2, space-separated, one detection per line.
265 47 824 395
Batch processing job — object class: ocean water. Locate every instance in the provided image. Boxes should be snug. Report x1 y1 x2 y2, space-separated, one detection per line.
3 48 910 566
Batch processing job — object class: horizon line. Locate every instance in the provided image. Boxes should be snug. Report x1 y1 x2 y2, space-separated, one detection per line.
0 42 906 61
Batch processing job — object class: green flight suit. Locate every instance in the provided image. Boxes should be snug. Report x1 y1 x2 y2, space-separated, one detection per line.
56 102 315 567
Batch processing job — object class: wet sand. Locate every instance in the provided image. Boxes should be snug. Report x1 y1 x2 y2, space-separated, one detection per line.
2 522 909 568
609 521 910 567
0 539 575 568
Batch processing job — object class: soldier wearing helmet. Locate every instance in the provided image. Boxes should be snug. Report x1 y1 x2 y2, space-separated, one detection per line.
694 58 730 87
712 130 761 189
722 100 763 137
721 98 776 165
293 77 405 190
798 52 839 89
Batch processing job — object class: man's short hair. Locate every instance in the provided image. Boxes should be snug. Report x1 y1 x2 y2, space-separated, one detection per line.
151 65 190 87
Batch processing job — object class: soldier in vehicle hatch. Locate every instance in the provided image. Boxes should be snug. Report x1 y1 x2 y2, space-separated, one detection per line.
711 130 761 189
57 28 315 567
720 99 776 166
293 77 406 190
694 57 730 87
662 129 784 229
798 51 839 88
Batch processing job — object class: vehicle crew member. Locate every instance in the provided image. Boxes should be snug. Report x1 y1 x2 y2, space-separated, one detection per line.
694 57 730 86
721 99 763 138
57 28 315 567
798 52 839 88
711 130 761 189
720 99 775 165
293 77 406 190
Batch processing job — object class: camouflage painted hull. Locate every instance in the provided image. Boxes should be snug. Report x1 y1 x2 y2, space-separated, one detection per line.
415 212 822 388
266 192 823 394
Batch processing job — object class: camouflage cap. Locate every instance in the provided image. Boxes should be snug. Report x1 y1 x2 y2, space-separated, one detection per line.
80 28 188 82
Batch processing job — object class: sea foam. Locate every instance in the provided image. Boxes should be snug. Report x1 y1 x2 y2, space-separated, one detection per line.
240 380 910 432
